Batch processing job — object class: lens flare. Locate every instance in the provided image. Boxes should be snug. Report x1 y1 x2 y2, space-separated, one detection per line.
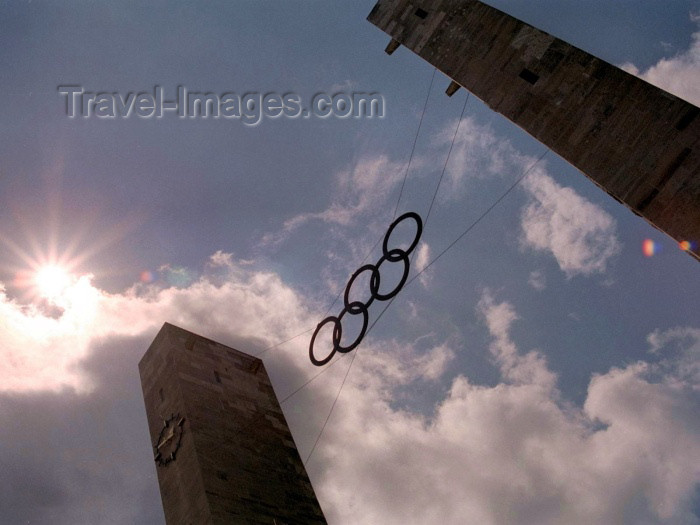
678 240 694 252
140 270 154 283
642 239 658 257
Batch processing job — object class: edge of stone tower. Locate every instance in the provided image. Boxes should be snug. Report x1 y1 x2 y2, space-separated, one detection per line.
367 0 700 262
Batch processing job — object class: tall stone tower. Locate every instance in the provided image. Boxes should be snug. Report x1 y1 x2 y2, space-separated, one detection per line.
139 323 326 524
368 0 700 261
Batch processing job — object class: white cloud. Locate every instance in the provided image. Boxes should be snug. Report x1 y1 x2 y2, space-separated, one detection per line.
260 154 411 248
414 242 432 288
520 170 620 277
350 339 455 391
1 260 698 524
648 326 700 390
429 116 620 279
207 249 234 268
528 270 546 291
260 113 526 254
583 362 700 521
0 257 312 394
315 293 700 525
260 109 620 291
0 276 101 392
257 151 432 298
620 16 700 106
431 116 527 200
477 290 557 391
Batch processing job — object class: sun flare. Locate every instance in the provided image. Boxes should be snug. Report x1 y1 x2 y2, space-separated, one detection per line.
35 265 72 300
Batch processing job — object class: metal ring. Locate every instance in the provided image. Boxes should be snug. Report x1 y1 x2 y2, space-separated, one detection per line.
344 264 379 314
332 301 369 354
309 316 340 366
383 211 423 262
369 248 410 301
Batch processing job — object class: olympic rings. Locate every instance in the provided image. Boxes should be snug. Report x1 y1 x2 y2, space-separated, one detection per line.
344 264 378 314
309 211 423 366
383 211 422 262
309 316 339 366
370 248 409 301
333 302 368 354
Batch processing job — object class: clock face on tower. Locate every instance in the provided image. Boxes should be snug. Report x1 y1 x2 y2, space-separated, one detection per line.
154 414 185 466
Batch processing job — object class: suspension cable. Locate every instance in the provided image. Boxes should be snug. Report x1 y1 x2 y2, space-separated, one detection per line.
255 68 438 359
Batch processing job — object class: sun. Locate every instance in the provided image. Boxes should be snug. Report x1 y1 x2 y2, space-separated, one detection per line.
35 265 72 300
29 263 98 317
2 236 102 314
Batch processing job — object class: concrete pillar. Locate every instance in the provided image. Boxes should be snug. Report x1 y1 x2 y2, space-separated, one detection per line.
368 0 700 260
139 323 326 524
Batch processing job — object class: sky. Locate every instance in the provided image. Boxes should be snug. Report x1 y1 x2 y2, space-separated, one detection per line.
0 1 699 523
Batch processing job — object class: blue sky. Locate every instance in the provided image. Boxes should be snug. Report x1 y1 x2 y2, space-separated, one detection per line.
0 1 698 523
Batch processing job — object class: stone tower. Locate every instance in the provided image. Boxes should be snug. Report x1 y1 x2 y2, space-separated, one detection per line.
139 323 327 524
368 0 700 261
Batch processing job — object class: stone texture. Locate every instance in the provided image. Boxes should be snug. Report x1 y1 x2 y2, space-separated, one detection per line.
139 323 327 525
368 0 700 261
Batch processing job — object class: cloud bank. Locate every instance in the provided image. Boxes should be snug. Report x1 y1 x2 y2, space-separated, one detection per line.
264 114 621 285
0 258 698 524
316 291 700 525
621 15 700 106
520 170 620 277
